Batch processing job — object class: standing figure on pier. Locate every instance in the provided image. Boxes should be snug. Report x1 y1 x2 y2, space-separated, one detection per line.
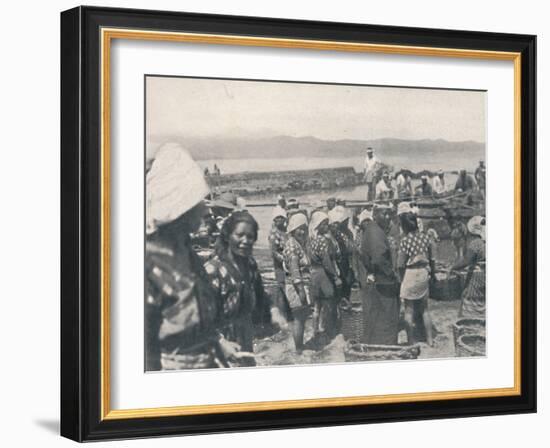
363 147 380 202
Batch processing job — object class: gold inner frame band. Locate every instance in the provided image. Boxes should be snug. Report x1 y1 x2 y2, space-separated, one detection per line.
100 27 522 421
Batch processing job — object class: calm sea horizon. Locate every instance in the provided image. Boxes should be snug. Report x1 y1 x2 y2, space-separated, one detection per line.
197 156 480 175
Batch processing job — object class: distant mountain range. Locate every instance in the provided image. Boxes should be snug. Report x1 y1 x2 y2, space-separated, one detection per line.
146 135 485 163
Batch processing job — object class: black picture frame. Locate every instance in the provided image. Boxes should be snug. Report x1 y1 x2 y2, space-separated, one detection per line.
61 5 536 442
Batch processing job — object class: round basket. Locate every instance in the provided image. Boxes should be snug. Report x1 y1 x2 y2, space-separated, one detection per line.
456 334 486 357
340 304 363 342
452 318 486 349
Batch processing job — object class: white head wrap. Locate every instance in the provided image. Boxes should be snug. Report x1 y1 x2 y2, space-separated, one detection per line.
373 203 393 211
287 213 308 234
146 143 209 234
236 196 247 210
397 202 413 216
358 209 373 224
272 206 287 221
467 216 486 240
328 205 348 224
309 211 329 237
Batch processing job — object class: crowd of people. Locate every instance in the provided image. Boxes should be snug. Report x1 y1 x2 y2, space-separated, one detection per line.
363 147 486 200
145 143 487 371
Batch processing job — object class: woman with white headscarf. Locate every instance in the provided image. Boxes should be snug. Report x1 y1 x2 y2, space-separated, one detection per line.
352 209 373 289
145 143 242 370
308 211 342 341
328 205 355 303
452 216 486 318
283 213 311 352
268 206 289 323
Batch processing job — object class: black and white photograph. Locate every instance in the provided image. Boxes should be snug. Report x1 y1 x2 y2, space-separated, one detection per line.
144 76 487 371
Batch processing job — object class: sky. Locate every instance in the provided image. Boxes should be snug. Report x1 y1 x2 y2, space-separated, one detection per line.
146 75 486 144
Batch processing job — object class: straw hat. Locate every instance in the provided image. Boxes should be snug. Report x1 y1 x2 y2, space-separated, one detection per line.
287 213 308 233
146 143 209 234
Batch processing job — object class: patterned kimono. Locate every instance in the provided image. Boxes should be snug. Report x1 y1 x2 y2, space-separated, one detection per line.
332 227 355 300
283 235 311 319
145 236 222 371
268 227 288 310
204 254 271 365
397 230 435 301
460 238 486 318
309 233 340 333
352 227 368 289
309 234 339 298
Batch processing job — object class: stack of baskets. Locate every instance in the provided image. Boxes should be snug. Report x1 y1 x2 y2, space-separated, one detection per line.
453 317 486 357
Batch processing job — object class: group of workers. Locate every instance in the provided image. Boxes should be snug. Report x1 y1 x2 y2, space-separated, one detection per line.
269 196 438 351
203 163 221 177
145 142 487 371
268 193 486 353
363 146 486 201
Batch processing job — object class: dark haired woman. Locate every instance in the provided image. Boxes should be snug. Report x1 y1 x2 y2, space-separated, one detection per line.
204 211 272 366
145 143 242 370
396 204 436 346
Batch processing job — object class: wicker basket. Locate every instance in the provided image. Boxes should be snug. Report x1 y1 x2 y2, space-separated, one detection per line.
430 271 462 300
452 317 486 349
456 334 486 357
344 342 421 362
340 304 363 342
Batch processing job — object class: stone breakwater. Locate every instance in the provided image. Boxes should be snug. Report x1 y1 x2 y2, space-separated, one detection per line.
207 166 363 197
